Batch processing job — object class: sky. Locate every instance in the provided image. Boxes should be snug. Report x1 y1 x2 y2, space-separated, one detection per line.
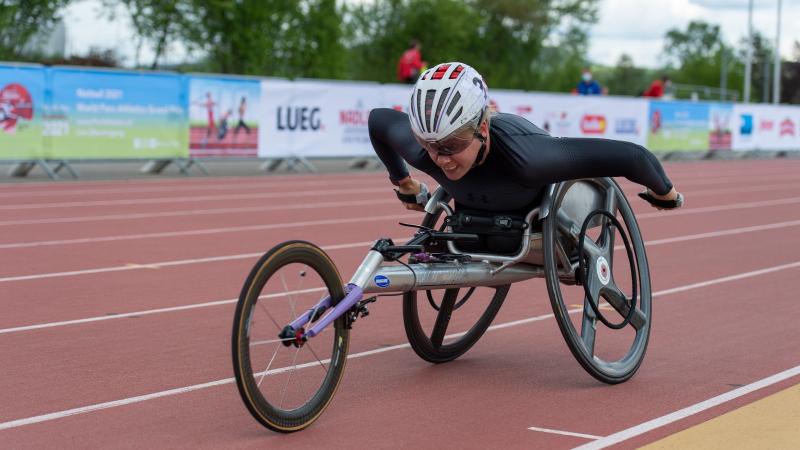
60 0 800 69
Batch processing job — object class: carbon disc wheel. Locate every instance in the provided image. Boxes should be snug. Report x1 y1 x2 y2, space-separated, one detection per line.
542 178 652 384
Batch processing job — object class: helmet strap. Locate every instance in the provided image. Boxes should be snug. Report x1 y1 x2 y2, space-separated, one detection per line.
471 132 487 168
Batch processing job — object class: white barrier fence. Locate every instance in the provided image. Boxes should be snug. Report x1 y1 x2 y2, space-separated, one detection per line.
257 79 800 158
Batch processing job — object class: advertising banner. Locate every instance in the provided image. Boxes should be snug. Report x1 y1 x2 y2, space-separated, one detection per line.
647 101 710 151
48 68 187 159
188 75 260 157
259 79 383 158
489 91 650 145
732 103 800 151
0 64 46 159
708 103 734 150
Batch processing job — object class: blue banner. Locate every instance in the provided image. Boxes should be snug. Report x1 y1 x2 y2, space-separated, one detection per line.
0 64 47 159
48 67 188 159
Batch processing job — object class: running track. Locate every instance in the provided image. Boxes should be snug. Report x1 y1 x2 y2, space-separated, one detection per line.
1 160 799 448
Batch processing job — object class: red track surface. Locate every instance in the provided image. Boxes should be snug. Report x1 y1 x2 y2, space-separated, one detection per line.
1 160 799 448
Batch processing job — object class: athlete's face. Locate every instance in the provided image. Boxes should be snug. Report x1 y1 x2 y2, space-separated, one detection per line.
426 120 489 180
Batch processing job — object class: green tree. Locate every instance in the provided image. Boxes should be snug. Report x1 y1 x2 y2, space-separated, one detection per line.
343 0 598 89
596 54 651 96
0 0 71 59
102 0 191 69
739 31 775 103
343 0 480 82
470 0 598 90
662 20 743 100
180 0 345 78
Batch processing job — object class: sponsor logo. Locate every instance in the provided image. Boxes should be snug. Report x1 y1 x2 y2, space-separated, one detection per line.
0 83 34 133
614 118 638 134
374 275 390 288
740 114 753 135
276 106 321 131
779 118 795 137
339 109 369 126
581 114 607 134
515 105 532 115
392 104 404 112
759 119 774 131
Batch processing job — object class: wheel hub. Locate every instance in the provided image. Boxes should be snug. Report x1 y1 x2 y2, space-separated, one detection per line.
596 256 611 286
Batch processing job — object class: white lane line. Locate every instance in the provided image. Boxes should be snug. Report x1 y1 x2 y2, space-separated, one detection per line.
4 212 799 283
0 176 384 199
527 426 601 440
3 191 798 250
3 181 798 228
573 365 800 450
1 260 799 431
0 199 392 227
652 260 800 297
0 169 792 200
0 213 417 250
635 196 800 219
0 186 387 211
643 219 800 247
0 236 408 283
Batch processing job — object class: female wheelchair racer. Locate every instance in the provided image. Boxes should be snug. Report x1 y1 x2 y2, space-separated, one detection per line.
231 62 685 433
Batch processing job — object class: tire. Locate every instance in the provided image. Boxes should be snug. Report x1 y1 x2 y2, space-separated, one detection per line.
402 208 509 363
232 241 349 432
542 178 652 384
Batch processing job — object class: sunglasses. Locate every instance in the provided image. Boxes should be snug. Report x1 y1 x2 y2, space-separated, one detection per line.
415 131 482 156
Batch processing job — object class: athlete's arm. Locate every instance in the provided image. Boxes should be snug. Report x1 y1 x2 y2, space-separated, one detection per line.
368 107 438 184
508 133 677 199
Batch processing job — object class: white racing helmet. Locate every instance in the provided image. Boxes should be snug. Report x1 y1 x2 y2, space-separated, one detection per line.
408 62 489 146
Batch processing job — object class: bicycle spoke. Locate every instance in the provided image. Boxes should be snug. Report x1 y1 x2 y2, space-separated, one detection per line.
279 271 298 321
258 300 283 331
250 336 296 346
257 345 280 388
305 341 329 376
279 346 301 409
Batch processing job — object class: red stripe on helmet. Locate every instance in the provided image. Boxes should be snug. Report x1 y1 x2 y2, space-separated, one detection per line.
431 64 451 80
449 65 464 79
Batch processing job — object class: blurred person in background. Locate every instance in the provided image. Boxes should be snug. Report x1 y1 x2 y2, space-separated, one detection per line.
576 67 602 95
397 39 427 84
643 75 671 98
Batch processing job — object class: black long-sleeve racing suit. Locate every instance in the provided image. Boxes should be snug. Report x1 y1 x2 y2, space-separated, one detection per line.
368 108 673 213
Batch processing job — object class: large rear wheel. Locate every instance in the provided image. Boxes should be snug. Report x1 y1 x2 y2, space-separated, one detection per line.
542 178 652 384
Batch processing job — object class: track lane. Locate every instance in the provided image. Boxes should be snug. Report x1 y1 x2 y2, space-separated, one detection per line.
2 160 800 447
2 218 799 426
1 265 798 448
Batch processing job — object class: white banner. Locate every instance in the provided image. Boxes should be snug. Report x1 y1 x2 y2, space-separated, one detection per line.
259 79 383 158
732 103 800 151
492 92 650 145
258 79 800 157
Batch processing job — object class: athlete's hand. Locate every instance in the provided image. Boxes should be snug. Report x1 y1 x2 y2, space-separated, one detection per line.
396 177 426 212
639 187 684 210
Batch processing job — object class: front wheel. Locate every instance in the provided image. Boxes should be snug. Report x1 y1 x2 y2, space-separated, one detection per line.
232 241 349 432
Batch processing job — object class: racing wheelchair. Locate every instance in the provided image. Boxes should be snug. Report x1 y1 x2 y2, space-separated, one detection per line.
231 177 651 432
